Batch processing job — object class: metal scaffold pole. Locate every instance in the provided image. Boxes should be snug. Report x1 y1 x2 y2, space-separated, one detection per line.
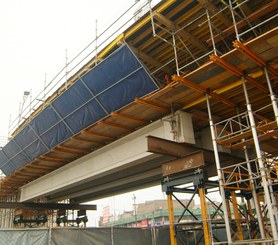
206 8 217 55
241 77 278 243
206 94 233 244
264 66 278 125
95 19 98 65
229 0 240 41
236 105 266 239
244 148 266 239
172 33 180 76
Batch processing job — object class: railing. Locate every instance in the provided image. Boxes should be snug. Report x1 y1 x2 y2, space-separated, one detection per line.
264 157 278 182
214 111 251 141
7 0 160 140
221 159 261 190
214 104 275 143
0 137 8 149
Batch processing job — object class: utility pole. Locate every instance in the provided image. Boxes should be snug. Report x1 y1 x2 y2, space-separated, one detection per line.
132 194 137 227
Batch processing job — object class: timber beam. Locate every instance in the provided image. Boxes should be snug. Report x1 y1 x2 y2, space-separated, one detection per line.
98 121 132 132
135 98 169 112
80 130 115 140
172 75 237 107
129 44 172 74
111 112 147 124
198 0 232 27
153 11 208 52
233 40 278 79
210 54 269 93
207 1 278 44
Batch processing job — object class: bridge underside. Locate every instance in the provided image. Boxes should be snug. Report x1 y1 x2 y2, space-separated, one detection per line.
20 119 242 203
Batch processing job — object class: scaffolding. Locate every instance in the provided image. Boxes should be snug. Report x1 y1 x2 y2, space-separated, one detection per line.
148 0 278 244
0 1 277 244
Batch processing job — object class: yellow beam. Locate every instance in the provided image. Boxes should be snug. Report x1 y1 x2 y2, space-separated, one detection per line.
167 194 177 245
210 54 269 93
231 191 244 241
173 75 236 107
247 199 257 239
98 33 124 59
98 0 176 60
199 187 211 245
125 0 176 40
182 69 264 110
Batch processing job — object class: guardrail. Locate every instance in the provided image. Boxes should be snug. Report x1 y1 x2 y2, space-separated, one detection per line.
0 137 8 149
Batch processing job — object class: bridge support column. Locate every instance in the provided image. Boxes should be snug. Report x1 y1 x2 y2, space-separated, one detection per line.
167 194 177 245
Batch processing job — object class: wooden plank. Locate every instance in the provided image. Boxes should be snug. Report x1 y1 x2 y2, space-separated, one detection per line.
51 148 83 156
217 130 253 145
111 112 147 124
81 130 115 140
257 121 277 132
98 121 132 132
230 129 278 149
58 145 90 154
38 156 68 163
71 137 103 145
135 98 169 112
25 164 56 171
218 121 277 145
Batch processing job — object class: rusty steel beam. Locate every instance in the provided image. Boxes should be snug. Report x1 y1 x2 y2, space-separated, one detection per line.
162 151 205 176
0 202 97 210
147 135 198 158
147 136 244 177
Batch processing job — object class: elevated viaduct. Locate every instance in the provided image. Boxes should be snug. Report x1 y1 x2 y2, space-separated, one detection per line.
0 0 277 244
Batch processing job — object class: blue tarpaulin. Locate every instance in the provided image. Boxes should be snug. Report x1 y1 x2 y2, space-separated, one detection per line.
0 44 158 176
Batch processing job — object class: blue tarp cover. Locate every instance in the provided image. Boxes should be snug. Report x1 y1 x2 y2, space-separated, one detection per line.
0 44 158 176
